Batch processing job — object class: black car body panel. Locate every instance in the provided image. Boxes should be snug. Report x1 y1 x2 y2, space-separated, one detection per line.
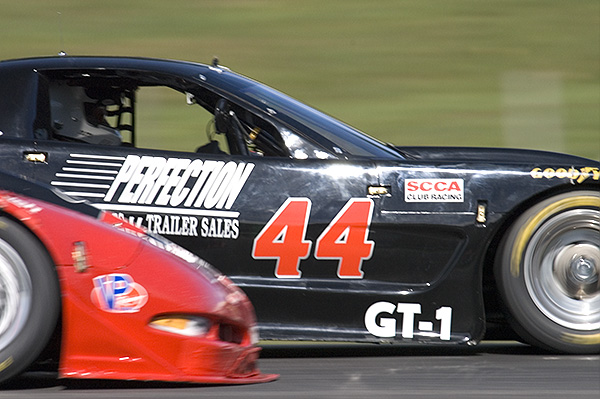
1 56 598 351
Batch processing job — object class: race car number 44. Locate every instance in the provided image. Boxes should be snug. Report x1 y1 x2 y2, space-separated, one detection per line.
252 198 374 279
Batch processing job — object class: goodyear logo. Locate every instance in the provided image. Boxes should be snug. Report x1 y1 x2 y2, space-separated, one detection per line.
530 167 599 184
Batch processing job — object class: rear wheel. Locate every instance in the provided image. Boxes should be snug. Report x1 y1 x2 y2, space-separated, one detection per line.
0 217 60 384
495 191 600 354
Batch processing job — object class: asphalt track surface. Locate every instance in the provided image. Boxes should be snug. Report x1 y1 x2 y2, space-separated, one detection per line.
2 342 598 399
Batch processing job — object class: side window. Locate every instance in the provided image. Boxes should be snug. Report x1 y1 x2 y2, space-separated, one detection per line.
43 72 292 158
47 81 230 154
134 86 229 154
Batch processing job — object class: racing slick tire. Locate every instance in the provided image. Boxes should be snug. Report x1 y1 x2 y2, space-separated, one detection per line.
495 191 600 354
0 217 60 384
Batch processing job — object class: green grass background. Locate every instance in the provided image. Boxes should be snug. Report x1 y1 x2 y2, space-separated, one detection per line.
2 0 598 160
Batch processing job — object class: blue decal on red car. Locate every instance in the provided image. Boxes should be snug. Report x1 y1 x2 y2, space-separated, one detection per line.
91 273 148 313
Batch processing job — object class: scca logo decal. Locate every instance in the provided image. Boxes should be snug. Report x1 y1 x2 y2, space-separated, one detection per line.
404 179 464 203
91 273 148 313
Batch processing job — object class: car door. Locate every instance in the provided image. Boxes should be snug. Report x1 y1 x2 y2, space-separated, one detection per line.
233 156 381 340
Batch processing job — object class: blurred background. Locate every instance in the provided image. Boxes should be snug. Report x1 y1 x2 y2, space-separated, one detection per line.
2 0 598 160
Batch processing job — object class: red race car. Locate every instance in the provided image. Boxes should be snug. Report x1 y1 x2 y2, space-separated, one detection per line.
0 171 276 385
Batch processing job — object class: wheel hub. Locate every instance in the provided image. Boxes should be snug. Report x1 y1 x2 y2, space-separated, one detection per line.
571 257 595 281
554 243 600 299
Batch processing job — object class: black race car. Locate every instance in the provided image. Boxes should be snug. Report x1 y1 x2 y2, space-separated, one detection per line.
0 56 598 354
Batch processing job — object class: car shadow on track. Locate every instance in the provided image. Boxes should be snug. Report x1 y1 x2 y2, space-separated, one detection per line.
258 340 543 358
0 371 213 390
1 341 544 391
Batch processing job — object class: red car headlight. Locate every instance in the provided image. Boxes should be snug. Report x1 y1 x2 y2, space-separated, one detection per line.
149 315 212 337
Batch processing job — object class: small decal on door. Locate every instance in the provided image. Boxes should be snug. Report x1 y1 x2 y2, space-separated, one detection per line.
404 179 464 202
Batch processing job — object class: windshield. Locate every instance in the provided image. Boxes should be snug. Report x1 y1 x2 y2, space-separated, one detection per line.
239 81 403 160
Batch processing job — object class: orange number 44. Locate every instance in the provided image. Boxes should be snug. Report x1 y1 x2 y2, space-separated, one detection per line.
252 198 374 279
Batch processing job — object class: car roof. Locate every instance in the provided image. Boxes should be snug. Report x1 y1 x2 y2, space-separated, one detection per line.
0 55 258 96
1 55 209 71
